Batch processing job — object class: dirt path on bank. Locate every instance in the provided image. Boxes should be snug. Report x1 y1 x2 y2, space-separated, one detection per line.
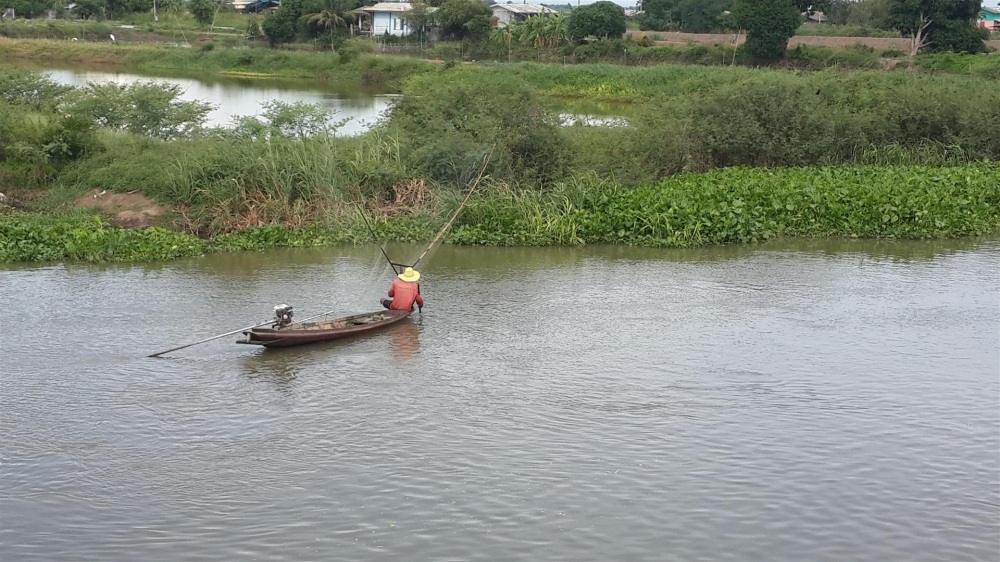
74 189 167 228
628 30 1000 51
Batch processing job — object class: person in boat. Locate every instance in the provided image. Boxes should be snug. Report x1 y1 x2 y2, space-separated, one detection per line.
381 267 424 313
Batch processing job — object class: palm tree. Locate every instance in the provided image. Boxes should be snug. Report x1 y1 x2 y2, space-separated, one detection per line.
303 9 357 50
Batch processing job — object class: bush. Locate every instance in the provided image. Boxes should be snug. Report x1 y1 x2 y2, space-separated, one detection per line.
0 66 71 110
389 69 570 186
786 44 880 70
65 82 213 140
337 37 374 62
624 69 1000 174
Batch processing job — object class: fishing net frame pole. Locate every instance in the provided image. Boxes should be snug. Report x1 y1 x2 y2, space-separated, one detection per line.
411 144 495 269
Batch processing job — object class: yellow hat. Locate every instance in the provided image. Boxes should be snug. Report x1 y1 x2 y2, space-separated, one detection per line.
398 267 420 282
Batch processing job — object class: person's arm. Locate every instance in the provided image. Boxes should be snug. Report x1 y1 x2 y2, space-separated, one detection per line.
387 280 396 297
415 292 424 310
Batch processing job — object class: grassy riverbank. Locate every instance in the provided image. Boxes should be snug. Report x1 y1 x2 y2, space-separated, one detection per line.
4 162 998 262
2 61 998 263
0 38 434 86
3 36 1000 82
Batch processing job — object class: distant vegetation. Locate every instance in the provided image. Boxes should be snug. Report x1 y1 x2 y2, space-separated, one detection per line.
637 0 992 56
0 0 997 262
1 0 993 65
1 60 997 262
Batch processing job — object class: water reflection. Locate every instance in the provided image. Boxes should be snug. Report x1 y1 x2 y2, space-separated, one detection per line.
39 66 398 136
389 319 421 360
4 60 634 135
238 348 301 391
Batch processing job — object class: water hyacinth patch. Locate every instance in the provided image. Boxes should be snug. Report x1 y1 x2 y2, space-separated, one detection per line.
0 210 205 263
449 163 1000 247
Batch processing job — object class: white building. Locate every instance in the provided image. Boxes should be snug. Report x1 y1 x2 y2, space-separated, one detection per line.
361 2 436 36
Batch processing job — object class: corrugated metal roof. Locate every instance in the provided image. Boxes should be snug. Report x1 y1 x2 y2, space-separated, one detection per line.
489 3 557 15
361 2 436 13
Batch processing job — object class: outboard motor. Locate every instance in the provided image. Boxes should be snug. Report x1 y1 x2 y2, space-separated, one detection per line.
273 304 294 327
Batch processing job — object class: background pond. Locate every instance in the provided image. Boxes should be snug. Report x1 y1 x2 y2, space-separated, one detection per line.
3 61 631 134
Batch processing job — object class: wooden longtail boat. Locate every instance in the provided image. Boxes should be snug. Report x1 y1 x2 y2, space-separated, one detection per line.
237 309 411 348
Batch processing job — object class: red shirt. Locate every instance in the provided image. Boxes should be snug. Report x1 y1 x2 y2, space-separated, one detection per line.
387 279 423 311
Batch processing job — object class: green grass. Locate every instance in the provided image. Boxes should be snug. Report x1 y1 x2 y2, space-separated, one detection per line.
6 162 996 263
911 52 1000 80
450 163 1000 247
0 208 206 262
795 23 900 38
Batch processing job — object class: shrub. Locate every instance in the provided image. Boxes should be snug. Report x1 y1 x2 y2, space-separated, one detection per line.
0 67 71 110
389 69 570 186
64 82 213 140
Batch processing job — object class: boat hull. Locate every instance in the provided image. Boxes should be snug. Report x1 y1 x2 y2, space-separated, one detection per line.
237 309 411 348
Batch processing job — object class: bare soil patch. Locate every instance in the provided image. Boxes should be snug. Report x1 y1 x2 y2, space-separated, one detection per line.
75 189 167 228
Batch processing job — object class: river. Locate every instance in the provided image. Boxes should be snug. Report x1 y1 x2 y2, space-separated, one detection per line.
1 239 998 560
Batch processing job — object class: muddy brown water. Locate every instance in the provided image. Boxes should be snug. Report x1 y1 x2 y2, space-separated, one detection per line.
2 239 998 560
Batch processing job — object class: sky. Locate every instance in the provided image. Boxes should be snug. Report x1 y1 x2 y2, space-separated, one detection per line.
555 0 1000 7
539 0 638 6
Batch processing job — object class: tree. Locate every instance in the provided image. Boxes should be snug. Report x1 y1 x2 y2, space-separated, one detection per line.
434 0 491 41
887 0 988 55
105 0 151 18
566 1 626 40
732 0 801 61
0 0 53 19
639 0 733 33
187 0 216 24
303 8 356 48
824 0 892 28
158 0 185 14
74 0 106 19
403 0 432 43
638 0 678 30
262 0 306 46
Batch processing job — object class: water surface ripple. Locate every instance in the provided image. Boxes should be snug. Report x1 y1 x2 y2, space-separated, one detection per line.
2 240 998 561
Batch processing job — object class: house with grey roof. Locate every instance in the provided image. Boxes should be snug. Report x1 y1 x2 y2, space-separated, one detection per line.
360 2 437 36
490 3 558 27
